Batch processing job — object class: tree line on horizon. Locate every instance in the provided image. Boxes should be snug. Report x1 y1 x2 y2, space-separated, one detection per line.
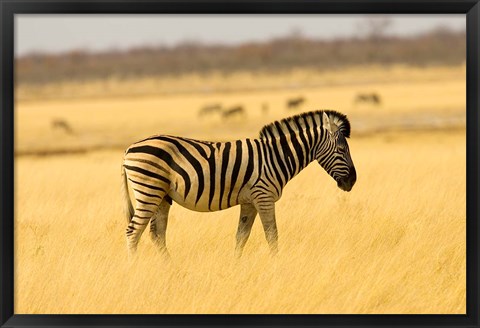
16 26 465 86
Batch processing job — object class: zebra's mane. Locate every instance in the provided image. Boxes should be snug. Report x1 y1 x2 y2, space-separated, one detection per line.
259 110 351 140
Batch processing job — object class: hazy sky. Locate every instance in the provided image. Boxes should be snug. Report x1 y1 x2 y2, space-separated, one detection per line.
15 14 465 56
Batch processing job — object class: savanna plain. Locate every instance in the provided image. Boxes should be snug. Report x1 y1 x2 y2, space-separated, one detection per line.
14 65 465 314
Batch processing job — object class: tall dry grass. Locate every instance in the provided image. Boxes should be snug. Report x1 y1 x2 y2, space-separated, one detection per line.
14 130 465 314
13 64 466 314
15 65 465 155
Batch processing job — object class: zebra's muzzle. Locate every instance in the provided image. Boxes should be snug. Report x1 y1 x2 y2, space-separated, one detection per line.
337 168 356 192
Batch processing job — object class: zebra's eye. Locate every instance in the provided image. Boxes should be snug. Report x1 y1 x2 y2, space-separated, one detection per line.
336 134 347 152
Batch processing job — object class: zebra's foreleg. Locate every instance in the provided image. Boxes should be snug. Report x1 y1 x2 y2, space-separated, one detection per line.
255 202 278 256
235 204 257 258
150 196 172 258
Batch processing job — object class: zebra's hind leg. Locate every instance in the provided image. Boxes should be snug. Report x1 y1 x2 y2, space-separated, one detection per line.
235 204 257 258
255 202 278 256
150 195 172 258
126 200 161 257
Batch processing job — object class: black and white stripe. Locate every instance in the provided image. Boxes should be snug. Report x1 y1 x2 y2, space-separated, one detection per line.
121 110 356 257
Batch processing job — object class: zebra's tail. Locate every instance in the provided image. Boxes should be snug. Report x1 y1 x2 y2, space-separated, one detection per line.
121 164 134 224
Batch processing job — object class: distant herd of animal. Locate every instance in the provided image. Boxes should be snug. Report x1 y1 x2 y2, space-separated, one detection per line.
50 92 382 134
198 96 307 120
198 92 382 120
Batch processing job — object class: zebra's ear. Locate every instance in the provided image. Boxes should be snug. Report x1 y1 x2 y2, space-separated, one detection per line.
323 112 338 135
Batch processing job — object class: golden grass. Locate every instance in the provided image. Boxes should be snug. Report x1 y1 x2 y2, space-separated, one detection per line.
15 65 465 154
13 65 466 314
14 130 465 314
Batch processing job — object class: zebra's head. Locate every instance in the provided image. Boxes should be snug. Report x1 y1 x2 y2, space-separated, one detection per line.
317 111 356 192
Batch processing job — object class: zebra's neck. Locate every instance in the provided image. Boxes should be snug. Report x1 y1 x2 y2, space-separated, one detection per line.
259 126 325 189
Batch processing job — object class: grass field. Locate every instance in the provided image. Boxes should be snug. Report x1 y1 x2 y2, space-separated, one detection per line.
15 66 465 154
14 65 466 314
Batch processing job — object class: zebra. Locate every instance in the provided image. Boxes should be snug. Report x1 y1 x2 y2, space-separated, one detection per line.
121 110 356 258
198 103 222 117
51 118 74 134
286 96 305 110
222 105 245 120
354 93 381 106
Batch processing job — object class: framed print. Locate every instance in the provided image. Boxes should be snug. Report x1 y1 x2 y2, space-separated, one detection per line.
1 1 479 327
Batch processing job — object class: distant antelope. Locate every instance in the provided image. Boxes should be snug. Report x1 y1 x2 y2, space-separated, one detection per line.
286 97 305 110
121 110 356 258
198 103 222 117
261 103 269 115
222 106 246 120
51 119 74 134
354 93 381 106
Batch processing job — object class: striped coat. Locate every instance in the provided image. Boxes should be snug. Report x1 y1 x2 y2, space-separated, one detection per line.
122 110 356 257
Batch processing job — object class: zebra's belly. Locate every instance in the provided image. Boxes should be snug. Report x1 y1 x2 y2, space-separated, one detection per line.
167 189 241 212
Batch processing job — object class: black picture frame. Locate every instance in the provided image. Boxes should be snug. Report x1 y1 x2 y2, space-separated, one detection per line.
1 1 479 327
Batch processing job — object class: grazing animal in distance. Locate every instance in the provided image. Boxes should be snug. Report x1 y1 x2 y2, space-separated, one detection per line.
354 93 381 106
261 103 269 115
198 103 223 117
51 119 74 135
121 110 356 258
286 97 306 110
222 105 246 120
